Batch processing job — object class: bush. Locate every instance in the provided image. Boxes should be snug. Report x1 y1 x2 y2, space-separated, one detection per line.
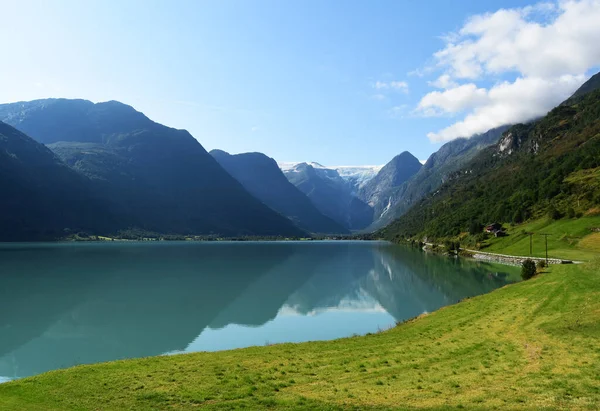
547 205 562 220
521 259 537 280
566 207 576 219
512 209 525 224
468 221 482 235
444 240 460 254
537 260 547 271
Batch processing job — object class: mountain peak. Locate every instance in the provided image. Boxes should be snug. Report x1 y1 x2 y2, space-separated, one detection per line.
212 150 348 234
564 71 600 103
358 151 422 215
390 151 420 165
209 149 231 158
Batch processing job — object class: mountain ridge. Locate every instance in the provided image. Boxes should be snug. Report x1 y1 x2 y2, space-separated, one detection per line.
210 150 349 234
380 72 600 240
358 151 422 221
0 121 122 241
282 162 373 230
0 99 306 238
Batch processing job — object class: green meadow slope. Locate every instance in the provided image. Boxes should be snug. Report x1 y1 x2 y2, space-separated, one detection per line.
482 215 600 261
380 75 600 242
1 260 599 410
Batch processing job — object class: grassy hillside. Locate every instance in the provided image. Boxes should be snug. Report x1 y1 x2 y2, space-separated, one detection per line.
380 86 600 241
2 261 599 410
481 215 600 261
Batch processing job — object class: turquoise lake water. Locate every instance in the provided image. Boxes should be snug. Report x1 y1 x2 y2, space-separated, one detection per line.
0 241 519 381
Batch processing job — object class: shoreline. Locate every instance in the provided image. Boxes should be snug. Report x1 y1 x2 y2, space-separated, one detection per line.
421 242 576 266
2 262 597 409
465 248 575 266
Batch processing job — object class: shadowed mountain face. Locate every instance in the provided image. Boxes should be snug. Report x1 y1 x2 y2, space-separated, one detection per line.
0 121 120 241
358 151 422 221
368 126 510 231
0 99 304 237
210 150 348 234
282 163 373 230
0 242 518 380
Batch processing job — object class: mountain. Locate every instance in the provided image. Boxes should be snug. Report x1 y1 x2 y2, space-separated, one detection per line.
280 163 381 194
0 121 120 241
358 151 422 221
564 71 600 103
210 150 348 234
333 165 382 194
367 126 510 231
282 162 373 230
380 73 600 240
0 99 305 238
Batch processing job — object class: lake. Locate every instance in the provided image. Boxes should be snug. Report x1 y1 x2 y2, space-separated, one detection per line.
0 241 519 381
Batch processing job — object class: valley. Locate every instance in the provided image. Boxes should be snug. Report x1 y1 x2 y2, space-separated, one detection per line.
3 2 600 409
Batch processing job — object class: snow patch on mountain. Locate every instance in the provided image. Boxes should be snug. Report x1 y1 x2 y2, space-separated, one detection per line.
333 165 383 190
278 162 382 191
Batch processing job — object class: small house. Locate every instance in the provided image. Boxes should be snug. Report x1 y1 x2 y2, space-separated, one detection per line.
485 223 502 233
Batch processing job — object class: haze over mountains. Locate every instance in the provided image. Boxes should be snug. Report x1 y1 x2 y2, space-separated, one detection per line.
0 121 119 241
0 99 305 239
210 150 348 234
281 162 374 230
1 72 598 241
0 98 524 239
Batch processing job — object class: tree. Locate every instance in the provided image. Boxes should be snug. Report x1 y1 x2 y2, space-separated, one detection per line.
521 259 537 280
512 209 525 224
468 220 482 235
547 205 562 220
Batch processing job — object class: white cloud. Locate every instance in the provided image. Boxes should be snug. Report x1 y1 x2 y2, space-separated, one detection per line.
421 0 600 142
428 74 458 89
426 75 584 142
418 83 488 116
373 80 409 93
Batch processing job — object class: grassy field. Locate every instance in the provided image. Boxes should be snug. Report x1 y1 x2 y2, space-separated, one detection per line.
1 260 599 410
483 215 600 261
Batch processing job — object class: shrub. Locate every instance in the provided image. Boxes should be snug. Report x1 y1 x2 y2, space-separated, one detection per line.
521 259 537 280
537 260 547 271
566 207 576 219
512 209 525 224
444 240 460 254
468 221 482 235
547 205 562 220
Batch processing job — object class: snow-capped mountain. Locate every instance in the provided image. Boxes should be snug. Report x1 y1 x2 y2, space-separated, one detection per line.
279 162 374 230
278 162 382 193
332 165 383 193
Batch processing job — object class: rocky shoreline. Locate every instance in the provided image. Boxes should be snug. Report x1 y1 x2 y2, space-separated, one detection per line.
466 249 573 266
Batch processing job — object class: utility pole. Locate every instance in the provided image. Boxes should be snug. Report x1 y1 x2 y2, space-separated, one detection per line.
528 232 533 256
540 234 551 265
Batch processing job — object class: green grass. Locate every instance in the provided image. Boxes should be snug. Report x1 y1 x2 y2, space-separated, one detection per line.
483 215 600 261
2 261 599 410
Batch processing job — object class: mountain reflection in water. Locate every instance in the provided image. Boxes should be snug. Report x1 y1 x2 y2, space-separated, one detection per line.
0 241 519 380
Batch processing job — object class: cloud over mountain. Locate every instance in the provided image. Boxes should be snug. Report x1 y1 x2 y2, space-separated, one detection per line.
420 0 600 142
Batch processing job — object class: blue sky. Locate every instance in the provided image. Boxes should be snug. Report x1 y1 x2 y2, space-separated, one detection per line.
2 0 599 165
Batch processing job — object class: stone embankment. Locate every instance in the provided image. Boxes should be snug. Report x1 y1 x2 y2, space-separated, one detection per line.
422 243 576 265
464 249 573 266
